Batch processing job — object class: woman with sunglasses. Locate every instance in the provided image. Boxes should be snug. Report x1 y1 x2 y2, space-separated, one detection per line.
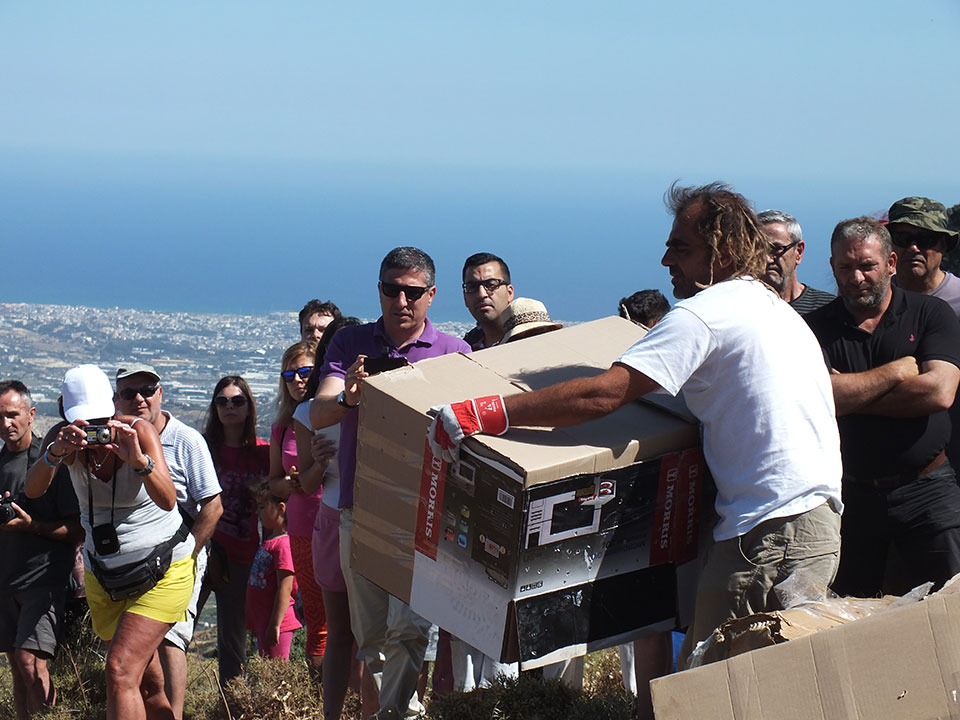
202 375 269 684
26 365 193 720
267 341 329 672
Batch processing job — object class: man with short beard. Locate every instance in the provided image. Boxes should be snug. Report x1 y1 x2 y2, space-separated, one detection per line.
806 217 960 598
758 209 834 314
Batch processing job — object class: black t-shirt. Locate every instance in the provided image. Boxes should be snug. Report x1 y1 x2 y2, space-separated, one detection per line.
805 286 960 478
0 435 80 591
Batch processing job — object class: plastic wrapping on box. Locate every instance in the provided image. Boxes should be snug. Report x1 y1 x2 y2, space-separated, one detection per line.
687 570 936 668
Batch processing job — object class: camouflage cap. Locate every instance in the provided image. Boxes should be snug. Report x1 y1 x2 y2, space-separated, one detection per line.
887 196 958 252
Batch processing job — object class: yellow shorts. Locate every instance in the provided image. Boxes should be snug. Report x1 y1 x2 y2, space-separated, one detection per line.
85 554 196 642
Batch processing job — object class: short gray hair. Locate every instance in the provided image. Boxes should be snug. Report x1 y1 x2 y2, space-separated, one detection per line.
830 216 892 255
379 247 436 286
757 209 802 245
0 379 32 408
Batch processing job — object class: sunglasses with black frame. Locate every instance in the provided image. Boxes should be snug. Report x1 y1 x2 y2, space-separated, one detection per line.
462 278 508 294
768 240 801 260
214 395 248 408
890 229 944 251
379 282 431 301
117 384 159 401
280 366 314 382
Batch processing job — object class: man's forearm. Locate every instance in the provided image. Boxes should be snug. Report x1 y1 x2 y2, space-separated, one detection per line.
505 364 658 428
191 496 223 549
830 357 919 416
30 517 84 544
855 364 959 417
310 395 347 431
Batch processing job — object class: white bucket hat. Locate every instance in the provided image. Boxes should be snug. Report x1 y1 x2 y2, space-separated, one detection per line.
61 365 116 423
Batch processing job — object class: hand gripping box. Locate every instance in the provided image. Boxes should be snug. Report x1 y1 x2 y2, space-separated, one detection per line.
351 316 708 668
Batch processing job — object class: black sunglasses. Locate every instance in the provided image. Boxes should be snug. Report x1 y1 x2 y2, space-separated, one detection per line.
281 366 313 382
891 231 942 251
463 278 508 294
214 395 247 408
768 240 800 260
117 384 159 401
380 282 431 301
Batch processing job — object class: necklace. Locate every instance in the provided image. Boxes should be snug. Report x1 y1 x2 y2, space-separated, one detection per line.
87 449 111 473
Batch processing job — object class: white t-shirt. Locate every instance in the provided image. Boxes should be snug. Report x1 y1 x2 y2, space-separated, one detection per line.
160 413 221 518
293 400 341 509
617 277 842 541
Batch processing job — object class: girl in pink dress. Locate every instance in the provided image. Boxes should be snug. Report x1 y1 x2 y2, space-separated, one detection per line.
245 490 301 659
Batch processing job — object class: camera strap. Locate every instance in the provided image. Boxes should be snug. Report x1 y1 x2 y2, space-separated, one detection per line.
86 464 118 530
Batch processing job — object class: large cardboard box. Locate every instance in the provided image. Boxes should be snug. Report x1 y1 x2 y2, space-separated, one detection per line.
352 316 706 667
650 587 960 720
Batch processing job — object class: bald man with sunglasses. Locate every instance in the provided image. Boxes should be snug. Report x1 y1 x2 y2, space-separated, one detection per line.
114 364 222 720
311 247 470 720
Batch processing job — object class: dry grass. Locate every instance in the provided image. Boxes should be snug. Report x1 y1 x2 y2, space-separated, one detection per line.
0 611 636 720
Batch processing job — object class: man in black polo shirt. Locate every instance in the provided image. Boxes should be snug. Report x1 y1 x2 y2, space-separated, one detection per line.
0 380 82 717
806 216 960 597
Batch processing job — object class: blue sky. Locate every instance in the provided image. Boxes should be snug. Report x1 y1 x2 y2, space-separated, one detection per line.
1 1 958 321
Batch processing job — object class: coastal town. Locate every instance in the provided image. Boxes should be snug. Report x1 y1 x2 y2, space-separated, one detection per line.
0 301 472 435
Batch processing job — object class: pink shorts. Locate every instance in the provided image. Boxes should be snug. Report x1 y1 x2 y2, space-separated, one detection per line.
256 628 295 660
312 504 346 592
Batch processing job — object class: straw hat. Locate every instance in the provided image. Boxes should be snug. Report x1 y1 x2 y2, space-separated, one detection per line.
500 298 563 343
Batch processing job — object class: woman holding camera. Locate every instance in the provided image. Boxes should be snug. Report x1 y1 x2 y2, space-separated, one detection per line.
202 375 269 683
26 364 195 720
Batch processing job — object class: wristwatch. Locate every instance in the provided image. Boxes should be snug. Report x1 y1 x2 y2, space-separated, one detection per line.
134 455 156 476
337 390 358 409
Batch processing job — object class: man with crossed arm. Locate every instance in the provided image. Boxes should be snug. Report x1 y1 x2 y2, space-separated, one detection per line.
806 217 960 597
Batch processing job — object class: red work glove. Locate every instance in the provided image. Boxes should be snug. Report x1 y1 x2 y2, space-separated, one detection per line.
427 395 509 463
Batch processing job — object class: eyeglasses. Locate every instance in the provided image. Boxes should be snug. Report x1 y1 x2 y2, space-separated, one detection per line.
380 282 431 301
214 395 247 408
463 278 508 294
281 366 313 382
768 240 801 259
117 385 159 401
891 231 942 251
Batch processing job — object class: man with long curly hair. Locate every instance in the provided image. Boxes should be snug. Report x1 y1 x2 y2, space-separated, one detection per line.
429 183 844 683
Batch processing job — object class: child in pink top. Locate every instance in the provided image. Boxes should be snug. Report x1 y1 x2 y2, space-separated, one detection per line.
246 492 302 659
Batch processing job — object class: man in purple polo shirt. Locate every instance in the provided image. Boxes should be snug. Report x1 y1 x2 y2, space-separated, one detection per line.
312 246 470 720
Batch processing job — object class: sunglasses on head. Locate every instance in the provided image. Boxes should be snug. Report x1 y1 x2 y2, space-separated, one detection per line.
891 231 942 251
214 395 247 408
463 278 508 294
117 384 159 401
768 240 800 259
281 366 313 382
380 282 431 301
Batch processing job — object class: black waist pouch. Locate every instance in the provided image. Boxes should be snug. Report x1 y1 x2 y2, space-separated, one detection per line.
89 523 189 602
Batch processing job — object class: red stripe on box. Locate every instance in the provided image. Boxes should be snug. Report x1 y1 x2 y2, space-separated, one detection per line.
672 448 703 565
649 451 680 567
415 438 447 561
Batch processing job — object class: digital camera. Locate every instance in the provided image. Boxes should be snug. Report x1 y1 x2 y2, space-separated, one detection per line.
0 497 16 525
84 425 114 445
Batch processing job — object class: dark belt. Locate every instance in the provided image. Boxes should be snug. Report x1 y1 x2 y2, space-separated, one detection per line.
844 450 947 492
